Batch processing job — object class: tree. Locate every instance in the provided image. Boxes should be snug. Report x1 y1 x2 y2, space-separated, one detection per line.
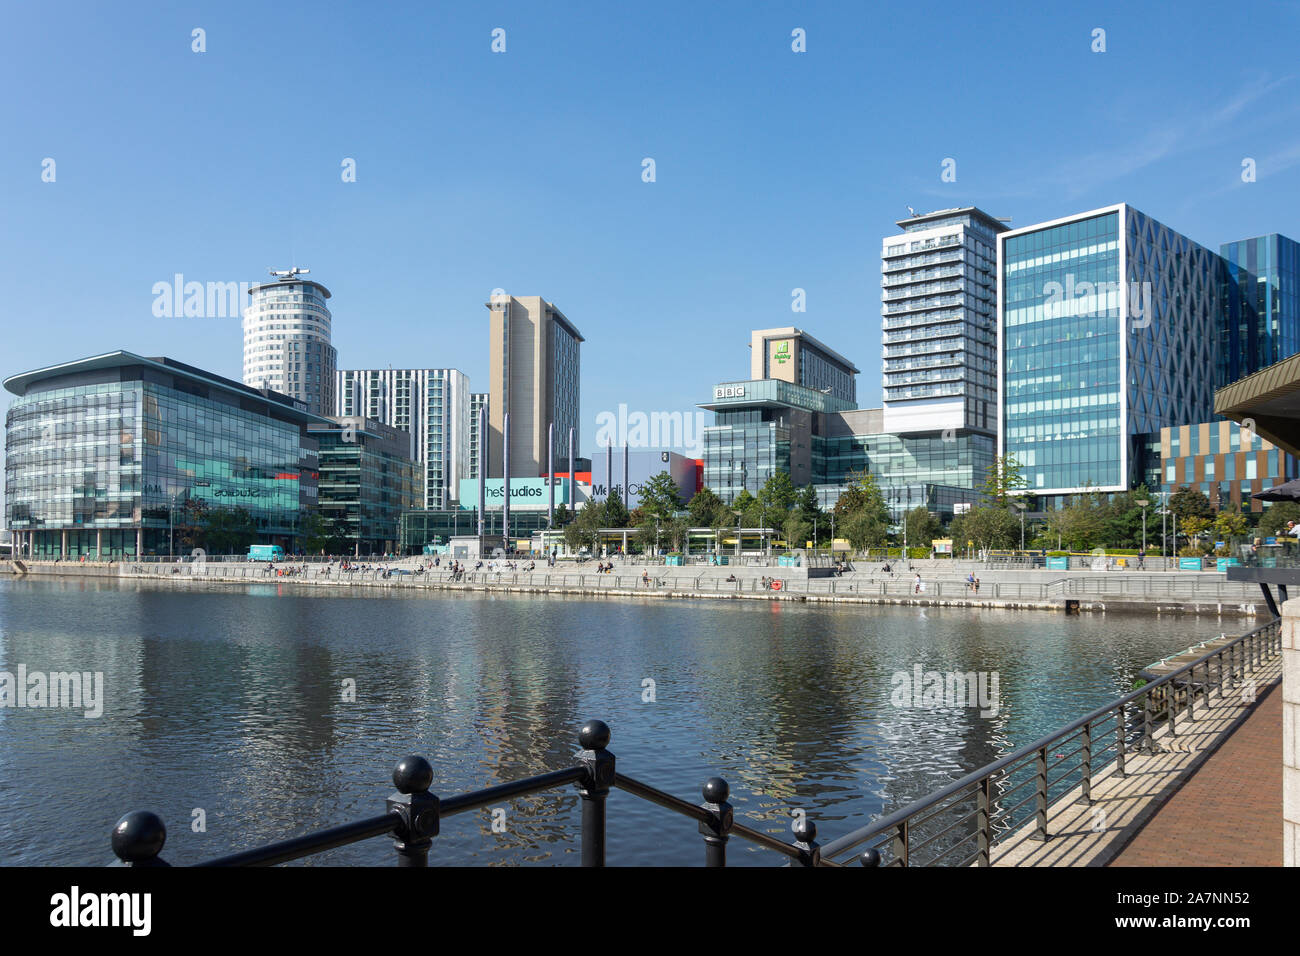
301 511 329 555
687 487 727 528
173 497 209 552
952 506 1019 553
783 514 810 551
1169 486 1213 522
982 454 1028 506
1045 491 1107 551
206 506 256 554
638 472 682 523
552 502 571 526
833 471 891 527
665 515 692 553
732 489 762 528
1181 515 1212 554
757 473 798 530
1213 510 1249 542
795 484 823 542
903 506 942 550
843 508 889 552
1257 501 1300 537
602 490 630 528
564 502 603 553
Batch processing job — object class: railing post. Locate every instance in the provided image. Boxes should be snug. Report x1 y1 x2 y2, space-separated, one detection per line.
698 777 733 867
792 818 821 867
1031 746 1049 841
111 811 170 867
386 755 439 867
976 776 992 866
1167 680 1178 737
1075 722 1093 805
892 819 909 866
1115 702 1128 777
574 719 615 867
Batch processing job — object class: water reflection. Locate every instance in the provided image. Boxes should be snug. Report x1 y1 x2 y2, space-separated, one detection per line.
0 578 1231 866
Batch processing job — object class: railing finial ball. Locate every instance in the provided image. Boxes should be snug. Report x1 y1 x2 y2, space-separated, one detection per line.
578 719 611 750
392 755 434 794
860 848 881 867
703 776 729 803
793 817 816 842
111 811 166 863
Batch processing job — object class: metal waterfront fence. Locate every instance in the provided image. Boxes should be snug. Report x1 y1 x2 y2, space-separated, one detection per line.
817 616 1282 867
109 619 1281 868
110 720 830 868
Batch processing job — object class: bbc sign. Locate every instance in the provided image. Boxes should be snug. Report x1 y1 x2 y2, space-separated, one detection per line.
713 384 746 399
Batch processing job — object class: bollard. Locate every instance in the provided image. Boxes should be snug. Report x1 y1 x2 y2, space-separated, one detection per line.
111 811 170 867
387 755 439 867
574 719 615 867
698 777 734 867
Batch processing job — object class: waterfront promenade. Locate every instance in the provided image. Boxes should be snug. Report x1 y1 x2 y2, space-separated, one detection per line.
989 658 1282 867
2 556 1271 617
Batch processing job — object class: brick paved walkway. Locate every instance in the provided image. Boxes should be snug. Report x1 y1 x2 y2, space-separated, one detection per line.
1109 680 1281 867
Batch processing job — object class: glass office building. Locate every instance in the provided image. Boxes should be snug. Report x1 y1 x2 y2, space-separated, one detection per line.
5 352 324 558
999 204 1220 498
1219 233 1300 387
700 379 855 500
310 417 420 554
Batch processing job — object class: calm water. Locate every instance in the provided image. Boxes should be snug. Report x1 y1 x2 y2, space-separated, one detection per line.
0 577 1231 866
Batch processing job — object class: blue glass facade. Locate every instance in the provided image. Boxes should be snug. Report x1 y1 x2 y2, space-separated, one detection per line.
1218 234 1300 387
5 352 323 557
1000 205 1219 494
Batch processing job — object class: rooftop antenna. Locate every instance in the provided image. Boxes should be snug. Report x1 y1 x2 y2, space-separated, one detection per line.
269 266 310 281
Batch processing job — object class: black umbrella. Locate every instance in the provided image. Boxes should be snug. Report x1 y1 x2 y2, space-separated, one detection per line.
1252 477 1300 501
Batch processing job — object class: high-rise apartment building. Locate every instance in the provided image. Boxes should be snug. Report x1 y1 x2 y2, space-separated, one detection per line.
999 204 1222 498
882 208 1007 436
1218 233 1300 387
242 271 337 417
336 369 471 509
469 392 488 478
486 295 582 478
748 327 858 403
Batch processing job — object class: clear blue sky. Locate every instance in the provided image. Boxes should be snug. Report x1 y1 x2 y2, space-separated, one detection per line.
3 0 1299 463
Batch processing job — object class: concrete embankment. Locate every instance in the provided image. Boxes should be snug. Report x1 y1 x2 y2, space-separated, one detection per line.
3 559 1270 617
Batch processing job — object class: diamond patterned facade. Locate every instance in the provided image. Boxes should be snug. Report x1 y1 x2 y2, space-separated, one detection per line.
1000 204 1220 498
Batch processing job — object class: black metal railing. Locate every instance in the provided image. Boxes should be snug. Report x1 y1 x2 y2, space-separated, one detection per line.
110 619 1282 868
818 616 1282 867
110 720 835 868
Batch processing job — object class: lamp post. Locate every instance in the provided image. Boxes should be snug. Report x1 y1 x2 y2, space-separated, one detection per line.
1013 499 1027 552
169 493 177 559
1135 497 1149 559
732 509 742 559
